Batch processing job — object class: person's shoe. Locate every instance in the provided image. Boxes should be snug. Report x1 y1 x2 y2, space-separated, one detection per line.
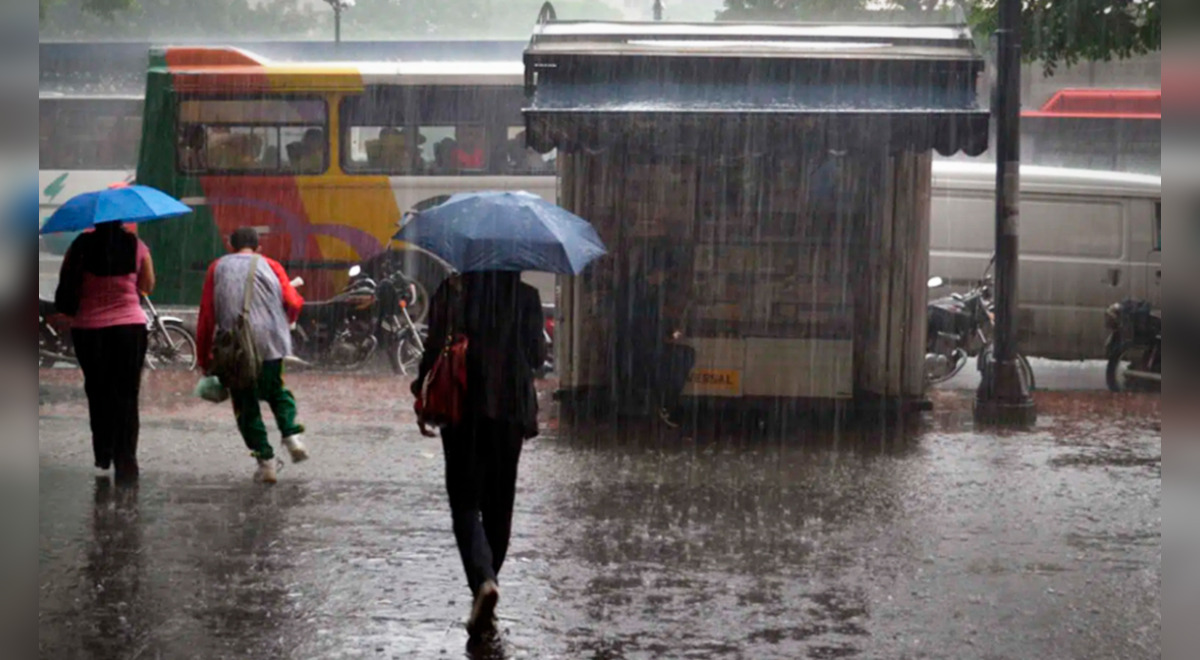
658 407 681 429
466 580 499 639
113 458 139 485
281 434 309 464
254 457 279 484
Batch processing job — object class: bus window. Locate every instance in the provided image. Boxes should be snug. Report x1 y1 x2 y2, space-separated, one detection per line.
501 126 555 174
176 98 327 174
421 124 489 174
40 97 144 170
206 126 277 171
341 90 421 174
344 125 421 173
422 126 457 172
281 126 327 174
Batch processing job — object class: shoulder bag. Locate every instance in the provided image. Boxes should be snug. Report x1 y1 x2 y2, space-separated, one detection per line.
210 255 262 391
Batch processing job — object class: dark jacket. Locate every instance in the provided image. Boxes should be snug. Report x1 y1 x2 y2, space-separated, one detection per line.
413 272 546 438
621 270 690 363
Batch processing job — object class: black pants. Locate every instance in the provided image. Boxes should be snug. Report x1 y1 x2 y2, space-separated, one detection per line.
630 343 696 414
72 324 148 480
441 416 524 595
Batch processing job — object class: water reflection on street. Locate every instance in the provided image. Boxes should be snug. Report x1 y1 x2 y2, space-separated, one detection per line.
39 371 1160 658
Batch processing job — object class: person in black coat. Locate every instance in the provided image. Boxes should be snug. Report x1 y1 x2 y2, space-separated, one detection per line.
411 271 546 639
618 245 696 427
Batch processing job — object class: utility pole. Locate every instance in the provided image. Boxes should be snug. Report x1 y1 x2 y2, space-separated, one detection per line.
975 0 1036 427
325 0 355 46
653 0 663 21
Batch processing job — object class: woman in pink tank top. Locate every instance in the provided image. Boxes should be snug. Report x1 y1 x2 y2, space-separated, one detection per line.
55 221 156 483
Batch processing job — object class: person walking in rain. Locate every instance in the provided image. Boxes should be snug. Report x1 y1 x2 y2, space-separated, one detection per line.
412 271 547 640
54 220 156 482
196 227 309 484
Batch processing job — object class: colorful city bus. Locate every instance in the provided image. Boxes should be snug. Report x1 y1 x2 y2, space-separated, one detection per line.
135 47 556 305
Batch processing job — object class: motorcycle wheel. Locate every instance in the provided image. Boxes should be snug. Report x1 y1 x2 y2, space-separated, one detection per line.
926 348 968 385
405 279 431 326
1017 353 1036 392
389 333 424 376
39 325 76 368
326 332 377 372
1106 343 1156 393
974 349 1037 392
146 322 198 371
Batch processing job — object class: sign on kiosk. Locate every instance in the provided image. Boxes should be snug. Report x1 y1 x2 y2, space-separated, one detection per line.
685 368 743 397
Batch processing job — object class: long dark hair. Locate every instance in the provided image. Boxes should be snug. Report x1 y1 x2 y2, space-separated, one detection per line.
74 222 138 277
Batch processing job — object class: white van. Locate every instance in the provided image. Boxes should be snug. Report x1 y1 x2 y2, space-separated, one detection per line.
929 161 1161 361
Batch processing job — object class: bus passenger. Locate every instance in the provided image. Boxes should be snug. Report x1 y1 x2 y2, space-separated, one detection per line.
368 127 422 173
296 128 325 172
433 137 458 173
209 130 261 170
452 125 486 170
179 124 207 171
499 130 550 173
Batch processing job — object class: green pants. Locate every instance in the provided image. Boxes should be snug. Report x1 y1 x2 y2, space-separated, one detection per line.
230 359 303 460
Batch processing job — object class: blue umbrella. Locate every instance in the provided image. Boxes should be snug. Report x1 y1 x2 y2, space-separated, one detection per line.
394 190 607 274
39 185 191 235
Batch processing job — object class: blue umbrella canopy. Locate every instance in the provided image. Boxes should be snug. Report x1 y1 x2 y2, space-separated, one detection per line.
39 185 191 235
394 190 607 275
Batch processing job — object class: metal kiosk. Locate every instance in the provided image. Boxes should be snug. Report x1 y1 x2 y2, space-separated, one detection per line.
523 15 989 417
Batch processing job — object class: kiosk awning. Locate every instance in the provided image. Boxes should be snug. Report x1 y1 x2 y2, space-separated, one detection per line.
522 19 990 157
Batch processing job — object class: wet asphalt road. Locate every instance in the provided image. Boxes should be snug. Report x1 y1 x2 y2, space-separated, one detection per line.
39 369 1160 659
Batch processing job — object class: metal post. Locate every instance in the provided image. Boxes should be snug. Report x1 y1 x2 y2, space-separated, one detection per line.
334 5 341 45
653 0 663 21
975 0 1036 426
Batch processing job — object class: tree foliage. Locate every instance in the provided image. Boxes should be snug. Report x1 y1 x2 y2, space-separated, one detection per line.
717 0 943 22
968 1 1159 75
717 1 1160 75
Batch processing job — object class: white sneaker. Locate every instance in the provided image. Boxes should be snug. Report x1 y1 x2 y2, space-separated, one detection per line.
281 434 309 463
254 458 279 484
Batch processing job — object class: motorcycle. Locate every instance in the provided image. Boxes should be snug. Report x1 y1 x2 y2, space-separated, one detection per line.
290 265 426 374
39 294 198 370
38 298 72 367
925 273 1034 389
1104 299 1160 392
290 265 382 370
